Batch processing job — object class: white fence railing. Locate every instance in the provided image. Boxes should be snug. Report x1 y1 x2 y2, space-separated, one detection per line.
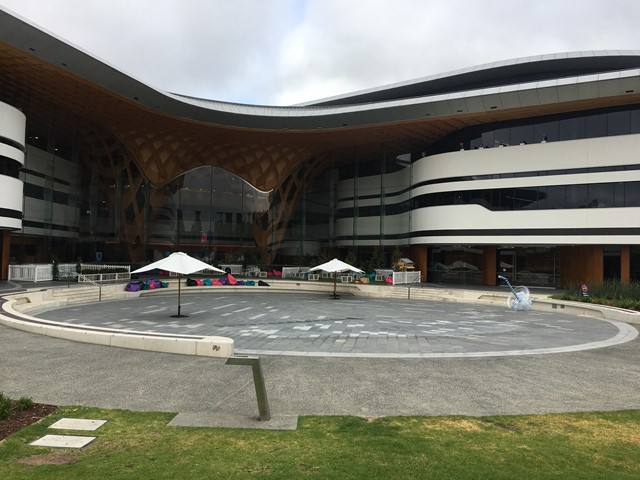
392 271 421 285
281 266 310 278
78 272 131 283
8 263 131 283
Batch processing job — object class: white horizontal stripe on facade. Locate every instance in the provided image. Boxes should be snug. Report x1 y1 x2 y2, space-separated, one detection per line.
0 143 24 164
0 101 26 147
410 235 640 245
0 177 24 212
411 205 640 232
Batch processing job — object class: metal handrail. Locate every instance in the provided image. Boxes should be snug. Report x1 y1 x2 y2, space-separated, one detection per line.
68 272 103 302
406 273 423 299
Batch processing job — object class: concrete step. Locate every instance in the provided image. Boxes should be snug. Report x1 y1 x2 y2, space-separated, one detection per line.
385 287 458 302
49 285 118 304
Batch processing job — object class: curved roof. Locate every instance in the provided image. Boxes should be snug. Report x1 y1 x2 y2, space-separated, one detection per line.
2 6 640 190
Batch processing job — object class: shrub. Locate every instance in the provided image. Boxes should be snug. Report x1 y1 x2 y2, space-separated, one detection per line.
553 280 640 311
0 392 11 420
15 396 34 411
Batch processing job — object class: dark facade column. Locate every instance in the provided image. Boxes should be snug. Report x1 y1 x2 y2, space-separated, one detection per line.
621 245 631 284
409 245 428 283
483 246 497 286
559 245 604 287
1 230 10 280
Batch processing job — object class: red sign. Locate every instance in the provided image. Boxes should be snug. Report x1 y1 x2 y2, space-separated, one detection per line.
581 283 589 296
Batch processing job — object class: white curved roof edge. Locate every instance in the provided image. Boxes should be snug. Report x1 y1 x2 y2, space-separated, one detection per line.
2 7 640 129
295 49 640 106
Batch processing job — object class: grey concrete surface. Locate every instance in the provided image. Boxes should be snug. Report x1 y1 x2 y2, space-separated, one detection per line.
1 322 639 422
1 281 639 428
32 292 636 357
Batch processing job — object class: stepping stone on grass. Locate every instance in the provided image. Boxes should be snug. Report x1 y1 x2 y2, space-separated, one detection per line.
48 418 107 431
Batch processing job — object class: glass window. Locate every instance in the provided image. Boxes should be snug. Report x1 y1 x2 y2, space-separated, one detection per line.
494 128 510 146
585 114 607 138
512 187 537 209
558 117 585 141
534 121 559 143
510 125 534 145
547 185 565 209
480 131 494 148
614 182 625 207
587 183 614 208
625 181 640 206
631 110 640 133
608 111 631 136
565 184 587 208
536 186 547 209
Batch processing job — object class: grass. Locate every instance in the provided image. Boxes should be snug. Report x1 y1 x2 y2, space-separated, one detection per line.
1 407 639 479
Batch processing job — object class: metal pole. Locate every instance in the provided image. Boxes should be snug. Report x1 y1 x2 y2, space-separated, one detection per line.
225 355 271 421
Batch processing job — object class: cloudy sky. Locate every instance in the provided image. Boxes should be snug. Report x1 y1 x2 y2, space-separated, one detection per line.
1 0 639 105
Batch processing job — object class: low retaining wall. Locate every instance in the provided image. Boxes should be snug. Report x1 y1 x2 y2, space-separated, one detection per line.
0 288 233 358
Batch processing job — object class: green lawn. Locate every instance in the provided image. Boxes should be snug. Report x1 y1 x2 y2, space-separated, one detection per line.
2 407 639 479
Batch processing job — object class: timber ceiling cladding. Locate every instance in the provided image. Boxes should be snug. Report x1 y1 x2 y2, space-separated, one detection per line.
2 6 640 192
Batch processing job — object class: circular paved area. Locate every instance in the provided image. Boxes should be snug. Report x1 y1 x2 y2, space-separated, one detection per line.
35 291 637 357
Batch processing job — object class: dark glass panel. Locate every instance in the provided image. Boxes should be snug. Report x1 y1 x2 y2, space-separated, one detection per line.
510 125 534 145
546 185 565 209
587 183 614 208
614 182 625 207
536 186 547 209
534 121 559 142
494 128 510 146
480 131 494 148
608 110 631 136
631 110 640 133
585 114 607 138
625 181 640 206
512 188 538 209
566 184 587 208
558 117 585 141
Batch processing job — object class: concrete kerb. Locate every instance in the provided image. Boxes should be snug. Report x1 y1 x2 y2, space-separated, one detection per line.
0 289 234 358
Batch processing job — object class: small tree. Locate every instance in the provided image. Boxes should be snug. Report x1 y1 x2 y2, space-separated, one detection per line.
345 249 357 268
391 246 403 271
51 260 59 281
371 247 386 270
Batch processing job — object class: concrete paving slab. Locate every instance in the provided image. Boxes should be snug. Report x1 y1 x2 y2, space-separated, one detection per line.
168 412 298 430
32 292 638 357
30 434 96 448
49 418 107 431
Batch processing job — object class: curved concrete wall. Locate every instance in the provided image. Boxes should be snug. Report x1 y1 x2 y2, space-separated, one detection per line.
0 101 25 230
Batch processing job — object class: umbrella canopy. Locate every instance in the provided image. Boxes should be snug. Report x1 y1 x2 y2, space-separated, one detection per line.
131 251 225 275
309 258 364 299
131 252 225 317
308 258 364 274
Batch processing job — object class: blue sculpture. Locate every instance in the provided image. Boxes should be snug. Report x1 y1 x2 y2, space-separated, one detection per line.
498 275 532 311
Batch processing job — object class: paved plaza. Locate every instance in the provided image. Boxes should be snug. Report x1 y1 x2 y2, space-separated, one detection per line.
1 286 639 423
37 291 635 357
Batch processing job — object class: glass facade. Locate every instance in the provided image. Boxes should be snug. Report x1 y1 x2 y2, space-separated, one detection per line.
6 100 640 287
429 105 640 154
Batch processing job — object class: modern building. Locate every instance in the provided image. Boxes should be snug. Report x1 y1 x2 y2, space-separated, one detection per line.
1 7 639 287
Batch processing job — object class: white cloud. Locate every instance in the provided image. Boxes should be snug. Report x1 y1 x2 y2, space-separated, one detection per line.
2 0 640 105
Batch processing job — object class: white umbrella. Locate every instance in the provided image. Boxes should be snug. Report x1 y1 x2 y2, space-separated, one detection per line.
131 252 225 317
308 258 364 299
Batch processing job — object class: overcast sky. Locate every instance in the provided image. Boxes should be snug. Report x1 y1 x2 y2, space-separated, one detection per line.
2 0 639 105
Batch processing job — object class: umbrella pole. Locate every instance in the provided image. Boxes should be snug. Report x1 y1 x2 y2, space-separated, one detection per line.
332 272 339 299
171 274 188 318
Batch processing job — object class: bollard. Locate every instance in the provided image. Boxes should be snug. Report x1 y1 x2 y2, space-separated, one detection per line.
225 355 271 421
